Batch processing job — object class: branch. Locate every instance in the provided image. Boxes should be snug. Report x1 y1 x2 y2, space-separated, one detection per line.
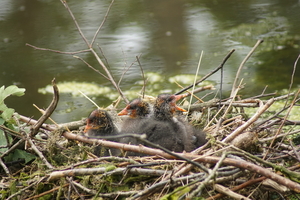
230 39 263 97
222 98 274 143
25 43 90 55
60 0 90 47
91 0 115 46
31 78 59 137
175 49 235 95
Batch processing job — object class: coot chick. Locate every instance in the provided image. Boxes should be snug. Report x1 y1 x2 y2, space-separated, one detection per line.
154 93 207 151
117 97 183 153
84 109 119 156
117 98 152 155
151 93 194 152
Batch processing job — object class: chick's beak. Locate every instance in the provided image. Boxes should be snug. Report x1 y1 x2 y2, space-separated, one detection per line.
83 120 92 133
175 105 187 112
174 94 187 101
174 94 187 112
118 105 130 116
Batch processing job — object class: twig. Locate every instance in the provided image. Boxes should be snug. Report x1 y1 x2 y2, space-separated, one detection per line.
78 90 100 109
175 49 235 95
82 132 209 173
222 98 274 143
207 177 266 200
31 78 59 137
214 184 251 200
7 177 48 200
188 152 227 198
230 39 263 97
289 54 300 90
89 48 129 103
259 129 300 142
265 89 300 158
136 54 146 98
0 138 26 158
91 0 115 46
66 177 84 200
132 172 206 199
60 0 90 47
73 55 109 79
0 157 10 175
192 155 300 193
24 181 71 200
187 51 203 117
25 43 90 54
48 167 170 181
25 131 54 169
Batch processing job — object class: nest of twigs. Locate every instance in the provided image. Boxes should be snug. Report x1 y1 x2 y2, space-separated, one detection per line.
1 1 300 199
1 76 300 200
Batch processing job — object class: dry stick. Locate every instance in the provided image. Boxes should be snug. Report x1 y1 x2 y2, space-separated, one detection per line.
90 48 129 103
73 56 109 79
187 152 227 199
48 167 170 181
91 0 115 46
0 138 26 158
0 125 24 138
7 176 48 200
136 55 146 98
192 155 300 193
290 140 300 162
222 98 274 143
24 181 71 200
264 89 300 160
25 43 91 54
0 157 10 175
118 58 135 86
264 54 300 158
132 172 206 199
174 81 205 102
230 39 263 98
59 0 128 103
31 78 59 137
214 184 251 200
259 129 300 142
250 95 300 132
175 49 235 95
25 131 54 169
63 131 208 172
229 146 300 180
66 177 84 200
60 0 89 46
207 177 266 200
186 51 203 119
18 114 84 132
63 131 300 192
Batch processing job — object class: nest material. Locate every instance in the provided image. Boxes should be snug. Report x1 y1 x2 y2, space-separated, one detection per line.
1 90 300 200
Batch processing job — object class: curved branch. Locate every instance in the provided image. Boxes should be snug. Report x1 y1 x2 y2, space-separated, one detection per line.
31 78 59 137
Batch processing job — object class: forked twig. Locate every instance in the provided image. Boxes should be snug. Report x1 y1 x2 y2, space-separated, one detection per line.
175 49 235 95
230 39 263 97
60 0 90 46
91 0 115 46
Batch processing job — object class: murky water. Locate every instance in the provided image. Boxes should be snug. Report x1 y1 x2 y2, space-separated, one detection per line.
1 0 300 123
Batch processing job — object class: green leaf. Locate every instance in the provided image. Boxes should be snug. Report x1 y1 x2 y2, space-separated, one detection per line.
0 85 25 103
0 129 13 153
0 117 5 125
4 149 36 164
1 108 15 121
161 185 192 200
0 102 8 111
